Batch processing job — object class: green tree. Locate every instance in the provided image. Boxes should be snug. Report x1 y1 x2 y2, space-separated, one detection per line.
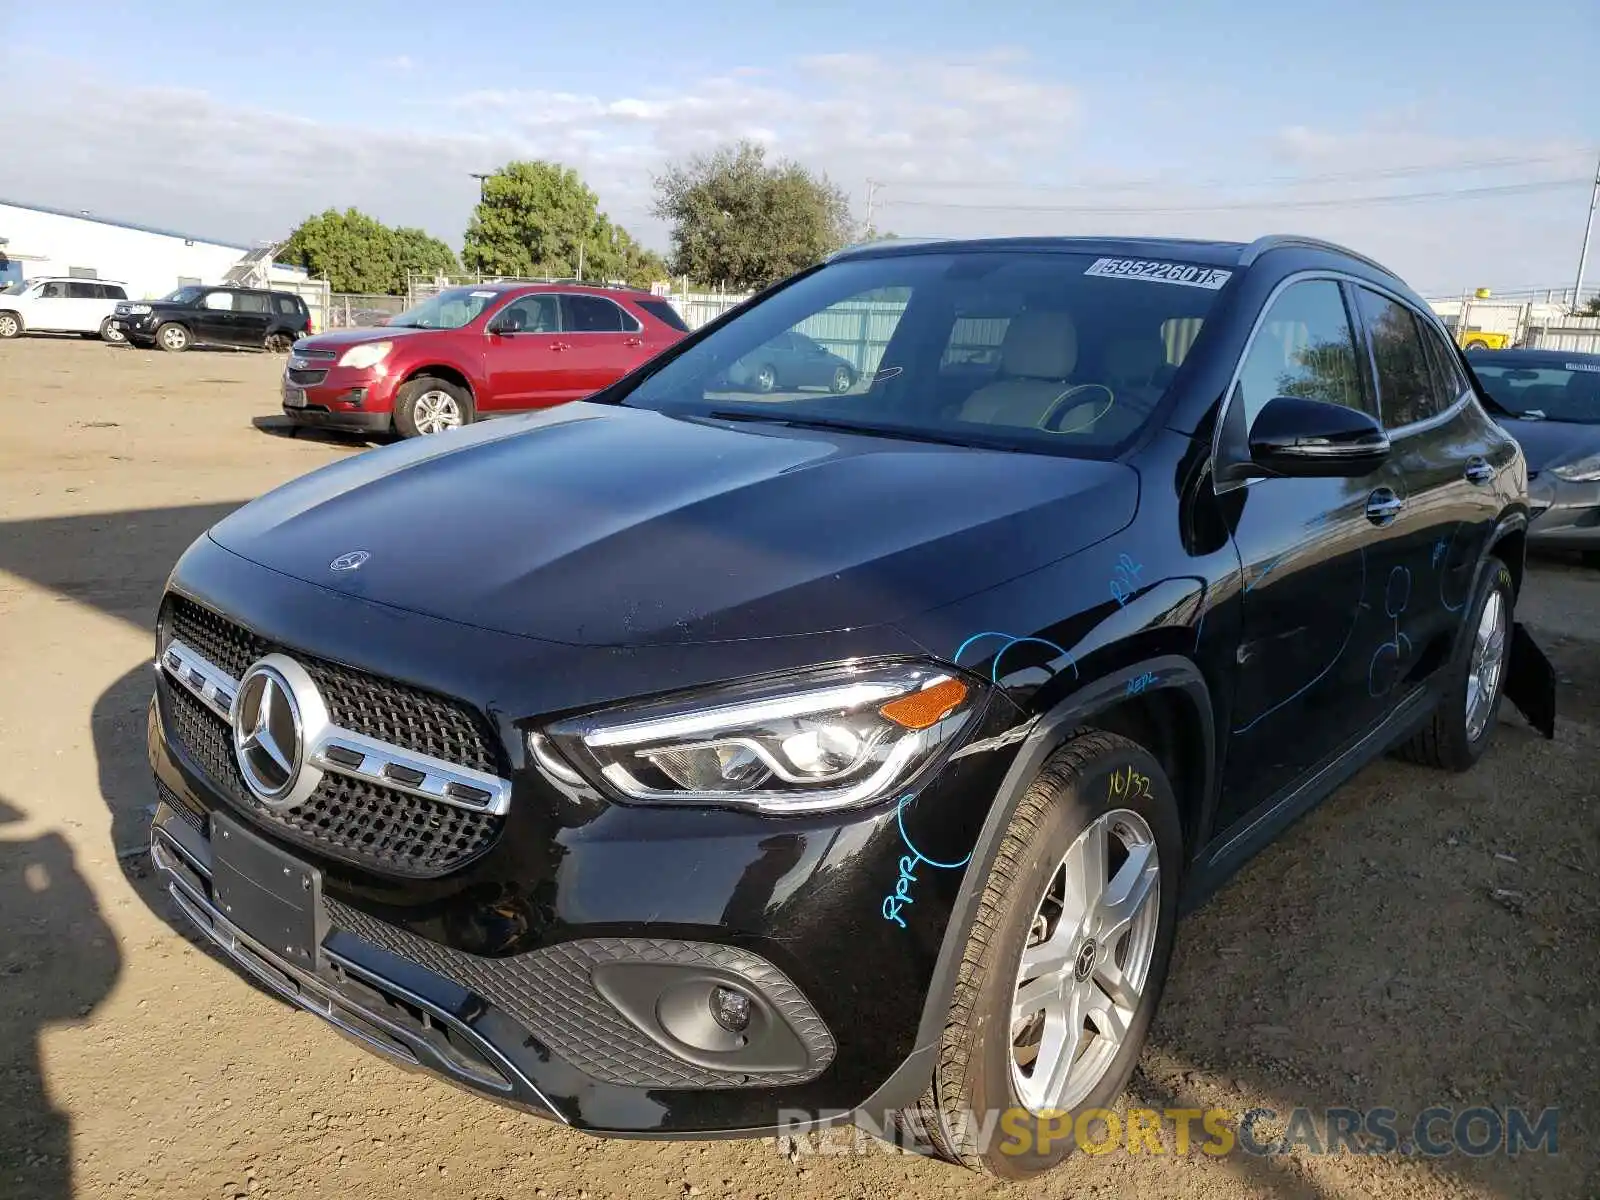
281 208 458 294
1581 295 1600 317
651 140 854 290
461 161 661 284
391 226 461 286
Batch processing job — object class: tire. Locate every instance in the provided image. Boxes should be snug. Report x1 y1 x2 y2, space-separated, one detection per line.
98 318 126 344
752 364 777 393
0 312 22 339
264 331 294 353
905 731 1182 1179
830 364 855 394
155 322 191 353
1463 340 1489 353
394 376 474 438
1395 556 1512 770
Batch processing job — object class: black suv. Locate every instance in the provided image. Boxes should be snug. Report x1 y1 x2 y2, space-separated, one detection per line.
112 285 312 353
147 235 1554 1179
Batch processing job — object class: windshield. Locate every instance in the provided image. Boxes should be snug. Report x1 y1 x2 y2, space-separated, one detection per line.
386 286 501 330
161 286 206 305
1473 358 1600 423
0 280 24 296
615 251 1229 455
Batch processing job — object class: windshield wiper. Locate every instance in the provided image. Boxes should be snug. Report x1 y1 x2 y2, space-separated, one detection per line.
704 410 999 451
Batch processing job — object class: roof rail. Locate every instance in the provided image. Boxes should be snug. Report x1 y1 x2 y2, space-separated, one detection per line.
827 236 948 261
1238 234 1401 280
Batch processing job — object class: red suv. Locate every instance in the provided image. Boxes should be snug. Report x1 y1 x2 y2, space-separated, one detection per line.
280 282 690 437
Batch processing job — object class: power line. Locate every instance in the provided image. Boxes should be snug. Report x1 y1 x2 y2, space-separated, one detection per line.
876 150 1597 195
879 177 1592 216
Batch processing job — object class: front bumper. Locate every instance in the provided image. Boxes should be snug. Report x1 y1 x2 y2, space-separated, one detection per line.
1527 473 1600 548
280 406 393 434
145 538 1019 1135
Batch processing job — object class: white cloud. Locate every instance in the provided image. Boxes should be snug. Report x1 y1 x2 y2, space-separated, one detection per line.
0 53 1589 295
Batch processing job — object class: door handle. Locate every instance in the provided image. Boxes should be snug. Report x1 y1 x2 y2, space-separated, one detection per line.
550 341 571 352
1365 488 1405 524
1464 456 1494 485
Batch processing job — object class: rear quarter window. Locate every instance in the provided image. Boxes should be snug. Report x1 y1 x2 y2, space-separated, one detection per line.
636 298 690 332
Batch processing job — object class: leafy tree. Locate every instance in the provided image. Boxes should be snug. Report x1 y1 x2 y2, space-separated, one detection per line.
651 140 854 290
281 208 458 294
1582 295 1600 318
391 226 461 286
460 161 663 285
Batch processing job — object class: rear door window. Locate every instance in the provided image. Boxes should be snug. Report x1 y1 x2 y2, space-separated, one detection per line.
66 281 99 299
1353 288 1447 429
561 294 630 332
235 292 271 314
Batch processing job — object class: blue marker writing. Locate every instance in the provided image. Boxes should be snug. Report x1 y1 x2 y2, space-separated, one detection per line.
1127 670 1158 696
1111 553 1143 607
881 794 973 929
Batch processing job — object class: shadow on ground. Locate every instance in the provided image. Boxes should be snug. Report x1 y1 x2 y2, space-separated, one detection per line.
0 796 121 1200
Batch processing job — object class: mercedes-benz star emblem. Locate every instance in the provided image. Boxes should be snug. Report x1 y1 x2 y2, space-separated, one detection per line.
329 550 370 572
231 655 328 810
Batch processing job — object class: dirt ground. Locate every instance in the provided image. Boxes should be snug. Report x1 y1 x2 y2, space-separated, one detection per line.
1 335 1596 1200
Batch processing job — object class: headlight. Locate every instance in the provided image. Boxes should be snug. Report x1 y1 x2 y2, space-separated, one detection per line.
125 304 152 315
540 661 983 813
338 340 393 369
1551 453 1600 482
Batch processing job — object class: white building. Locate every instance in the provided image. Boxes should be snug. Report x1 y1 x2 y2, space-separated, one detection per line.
0 199 309 300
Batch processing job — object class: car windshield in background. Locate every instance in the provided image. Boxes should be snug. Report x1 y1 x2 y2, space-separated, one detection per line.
1473 356 1600 423
615 251 1228 456
162 286 206 305
386 287 500 330
0 280 25 295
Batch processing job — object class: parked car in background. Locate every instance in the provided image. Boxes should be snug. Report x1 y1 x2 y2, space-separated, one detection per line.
110 285 312 354
1470 347 1600 557
0 277 130 341
729 329 859 393
279 281 689 438
148 234 1554 1181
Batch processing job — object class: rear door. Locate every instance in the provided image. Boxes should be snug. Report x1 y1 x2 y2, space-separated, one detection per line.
63 281 105 330
482 292 571 410
226 291 274 347
558 293 646 395
1214 276 1405 829
1350 285 1510 678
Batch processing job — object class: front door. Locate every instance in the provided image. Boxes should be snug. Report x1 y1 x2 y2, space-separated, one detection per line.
195 290 238 343
28 281 75 331
481 293 574 410
1216 277 1408 829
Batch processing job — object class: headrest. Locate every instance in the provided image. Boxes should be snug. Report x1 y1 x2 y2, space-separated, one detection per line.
1105 337 1164 383
1000 311 1077 380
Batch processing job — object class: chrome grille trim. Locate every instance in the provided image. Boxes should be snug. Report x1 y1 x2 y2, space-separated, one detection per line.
158 637 513 817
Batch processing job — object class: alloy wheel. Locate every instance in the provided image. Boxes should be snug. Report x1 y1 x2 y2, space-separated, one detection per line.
1010 808 1161 1113
832 366 852 393
755 366 776 392
0 314 18 338
1465 588 1507 742
413 390 463 435
160 326 188 351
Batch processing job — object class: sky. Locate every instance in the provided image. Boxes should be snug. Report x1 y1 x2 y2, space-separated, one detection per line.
0 0 1595 296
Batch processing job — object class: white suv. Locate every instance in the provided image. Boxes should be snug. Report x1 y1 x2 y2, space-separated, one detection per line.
0 278 132 342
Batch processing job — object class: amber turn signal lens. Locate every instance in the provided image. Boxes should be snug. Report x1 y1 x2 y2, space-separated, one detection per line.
878 678 969 730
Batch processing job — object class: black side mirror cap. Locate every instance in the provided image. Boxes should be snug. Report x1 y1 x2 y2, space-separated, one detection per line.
1245 395 1391 478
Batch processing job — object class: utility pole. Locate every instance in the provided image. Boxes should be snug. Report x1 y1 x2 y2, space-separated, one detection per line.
864 178 881 237
1573 150 1600 314
469 172 492 204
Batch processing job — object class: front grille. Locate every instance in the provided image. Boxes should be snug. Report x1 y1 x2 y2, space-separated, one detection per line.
155 776 207 834
287 368 329 386
162 596 506 876
167 595 501 775
295 348 337 361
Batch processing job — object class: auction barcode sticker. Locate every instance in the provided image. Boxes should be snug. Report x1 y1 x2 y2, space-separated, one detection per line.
1084 258 1233 290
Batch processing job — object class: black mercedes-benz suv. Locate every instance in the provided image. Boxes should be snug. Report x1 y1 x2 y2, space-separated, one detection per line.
147 235 1555 1179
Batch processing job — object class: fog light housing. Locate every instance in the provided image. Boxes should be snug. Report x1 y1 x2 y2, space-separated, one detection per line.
710 985 752 1033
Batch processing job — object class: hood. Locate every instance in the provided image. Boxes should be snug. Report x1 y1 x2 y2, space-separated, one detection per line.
1496 416 1600 473
296 326 440 349
207 403 1139 646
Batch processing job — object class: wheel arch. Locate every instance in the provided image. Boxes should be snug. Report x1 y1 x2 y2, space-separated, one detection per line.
866 656 1216 1112
400 363 476 398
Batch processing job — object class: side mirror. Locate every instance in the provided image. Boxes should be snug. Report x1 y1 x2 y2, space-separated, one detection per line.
1247 395 1391 478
